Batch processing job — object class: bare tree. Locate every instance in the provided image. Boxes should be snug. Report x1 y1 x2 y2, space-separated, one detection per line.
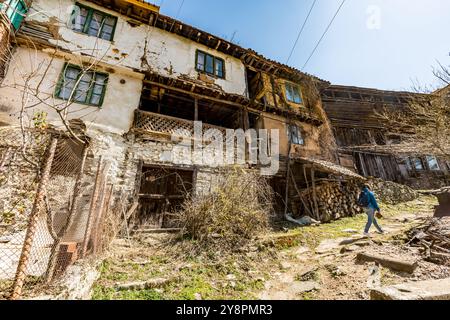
379 63 450 160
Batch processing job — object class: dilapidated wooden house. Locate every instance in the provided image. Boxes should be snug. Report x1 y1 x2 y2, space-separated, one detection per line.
321 85 450 189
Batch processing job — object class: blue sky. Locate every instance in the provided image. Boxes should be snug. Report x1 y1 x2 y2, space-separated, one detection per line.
155 0 450 91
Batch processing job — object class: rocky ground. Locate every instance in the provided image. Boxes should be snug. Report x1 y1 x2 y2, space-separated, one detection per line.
91 195 450 300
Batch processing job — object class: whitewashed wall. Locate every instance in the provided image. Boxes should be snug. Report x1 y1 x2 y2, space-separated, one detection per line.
28 0 248 96
0 47 143 134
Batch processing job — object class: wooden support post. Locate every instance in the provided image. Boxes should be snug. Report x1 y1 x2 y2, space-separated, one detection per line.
10 138 58 300
45 144 88 283
283 142 292 217
303 165 314 214
93 183 114 254
311 166 320 221
194 97 199 121
289 169 313 217
81 156 103 258
243 107 250 130
90 174 108 255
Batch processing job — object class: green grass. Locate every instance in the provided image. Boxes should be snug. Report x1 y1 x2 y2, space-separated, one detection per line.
92 196 437 300
269 196 437 250
92 250 269 300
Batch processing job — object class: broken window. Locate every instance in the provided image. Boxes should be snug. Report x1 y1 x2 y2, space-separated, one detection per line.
56 65 108 107
196 50 225 79
287 124 304 145
285 82 303 104
426 156 440 171
410 157 424 171
71 3 117 41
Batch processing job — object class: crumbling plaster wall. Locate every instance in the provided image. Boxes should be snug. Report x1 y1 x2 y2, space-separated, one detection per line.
0 47 143 134
262 113 324 159
28 0 248 96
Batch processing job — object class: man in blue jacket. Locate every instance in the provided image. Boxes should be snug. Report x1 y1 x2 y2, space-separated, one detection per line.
361 185 384 236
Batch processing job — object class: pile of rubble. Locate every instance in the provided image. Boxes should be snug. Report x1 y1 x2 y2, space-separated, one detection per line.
369 178 419 205
406 217 450 266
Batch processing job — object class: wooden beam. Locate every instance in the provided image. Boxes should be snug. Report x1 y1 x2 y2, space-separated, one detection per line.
143 80 244 108
284 142 293 217
289 169 313 217
311 166 320 221
194 98 199 121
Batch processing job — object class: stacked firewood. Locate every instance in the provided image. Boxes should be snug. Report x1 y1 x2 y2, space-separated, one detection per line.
296 180 363 222
407 218 450 266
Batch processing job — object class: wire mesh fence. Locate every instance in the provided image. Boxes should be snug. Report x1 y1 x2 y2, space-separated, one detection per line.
0 129 121 299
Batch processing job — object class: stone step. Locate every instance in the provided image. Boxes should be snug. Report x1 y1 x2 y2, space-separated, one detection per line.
371 278 450 300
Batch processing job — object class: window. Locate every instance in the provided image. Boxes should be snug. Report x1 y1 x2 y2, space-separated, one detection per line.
404 158 413 171
287 125 304 145
71 3 117 41
1 0 28 30
410 157 424 171
196 50 225 78
56 65 108 107
426 156 440 171
285 82 303 104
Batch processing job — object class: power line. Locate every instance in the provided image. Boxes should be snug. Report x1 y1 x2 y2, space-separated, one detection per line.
168 0 185 32
286 0 318 64
302 0 346 70
175 0 185 19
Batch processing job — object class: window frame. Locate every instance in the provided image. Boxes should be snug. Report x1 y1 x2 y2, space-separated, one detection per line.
195 50 226 79
71 3 118 41
409 157 425 171
55 63 109 107
284 81 304 105
1 0 29 30
425 155 441 171
287 124 305 146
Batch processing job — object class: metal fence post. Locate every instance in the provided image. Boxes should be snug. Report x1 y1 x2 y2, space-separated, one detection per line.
81 156 103 257
10 137 58 300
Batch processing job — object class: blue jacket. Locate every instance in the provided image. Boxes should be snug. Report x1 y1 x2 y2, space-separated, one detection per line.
363 187 380 211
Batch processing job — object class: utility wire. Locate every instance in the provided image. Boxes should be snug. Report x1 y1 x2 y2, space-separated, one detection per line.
175 0 186 19
168 0 185 32
286 0 318 65
302 0 346 70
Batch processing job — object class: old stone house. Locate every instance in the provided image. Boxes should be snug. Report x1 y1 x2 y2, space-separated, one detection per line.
0 0 362 230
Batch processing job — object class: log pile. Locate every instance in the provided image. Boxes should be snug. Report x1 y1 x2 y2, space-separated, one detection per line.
292 180 363 223
407 218 450 266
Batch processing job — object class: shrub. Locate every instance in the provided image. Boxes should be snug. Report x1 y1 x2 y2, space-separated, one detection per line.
174 167 274 250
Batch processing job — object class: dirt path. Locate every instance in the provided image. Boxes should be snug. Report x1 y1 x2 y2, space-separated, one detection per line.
259 208 450 300
92 196 450 300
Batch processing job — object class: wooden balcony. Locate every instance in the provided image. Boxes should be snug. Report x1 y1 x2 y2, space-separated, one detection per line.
132 109 228 139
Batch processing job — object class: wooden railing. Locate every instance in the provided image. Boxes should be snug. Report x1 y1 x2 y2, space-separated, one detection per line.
132 110 228 138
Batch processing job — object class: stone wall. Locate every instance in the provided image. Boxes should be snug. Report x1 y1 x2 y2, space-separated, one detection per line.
84 126 236 206
368 178 419 205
